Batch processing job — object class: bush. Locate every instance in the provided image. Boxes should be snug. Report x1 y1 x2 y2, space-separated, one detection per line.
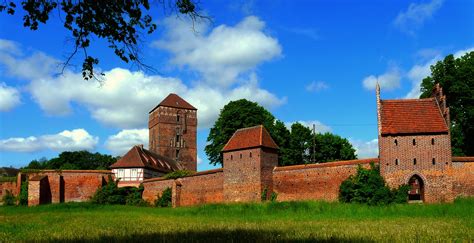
0 176 16 182
270 192 278 202
163 170 194 179
339 163 408 205
2 190 16 206
18 180 28 206
155 187 172 207
261 187 268 201
90 177 148 206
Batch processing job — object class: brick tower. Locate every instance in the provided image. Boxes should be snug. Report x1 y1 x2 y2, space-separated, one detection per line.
376 83 453 203
148 94 197 171
222 125 279 202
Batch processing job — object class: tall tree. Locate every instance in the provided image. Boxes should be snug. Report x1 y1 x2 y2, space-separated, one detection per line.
205 99 276 166
311 133 357 163
420 51 474 156
0 0 205 80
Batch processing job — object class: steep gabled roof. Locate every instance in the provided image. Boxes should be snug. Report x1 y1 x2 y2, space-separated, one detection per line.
149 93 197 113
222 125 279 152
110 145 182 173
380 98 449 135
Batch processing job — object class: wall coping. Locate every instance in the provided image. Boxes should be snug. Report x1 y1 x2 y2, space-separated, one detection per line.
274 158 379 172
142 168 223 183
22 170 113 174
452 157 474 163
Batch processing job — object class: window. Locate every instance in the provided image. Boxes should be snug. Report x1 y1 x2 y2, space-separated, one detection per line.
118 169 124 178
175 149 180 159
413 139 416 146
131 169 137 178
249 152 252 158
176 134 180 145
177 115 180 122
230 155 233 160
395 159 399 165
432 158 436 165
240 153 242 159
413 158 417 165
431 138 435 145
394 139 398 146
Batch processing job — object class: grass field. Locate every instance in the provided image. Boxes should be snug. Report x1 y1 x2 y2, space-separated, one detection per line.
0 198 473 242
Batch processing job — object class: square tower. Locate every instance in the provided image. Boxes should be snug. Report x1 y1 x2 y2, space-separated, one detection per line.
222 125 279 202
376 84 453 202
148 94 197 171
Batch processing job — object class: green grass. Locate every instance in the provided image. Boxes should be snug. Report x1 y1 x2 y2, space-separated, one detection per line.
0 198 473 242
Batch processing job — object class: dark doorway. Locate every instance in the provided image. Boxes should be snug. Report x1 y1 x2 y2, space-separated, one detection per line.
59 176 65 203
408 175 424 202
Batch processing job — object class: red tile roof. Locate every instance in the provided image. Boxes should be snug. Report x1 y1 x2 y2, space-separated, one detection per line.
149 93 196 113
110 145 182 172
380 98 449 135
222 125 279 152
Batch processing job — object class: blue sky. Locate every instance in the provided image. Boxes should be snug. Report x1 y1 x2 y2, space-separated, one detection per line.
0 0 473 171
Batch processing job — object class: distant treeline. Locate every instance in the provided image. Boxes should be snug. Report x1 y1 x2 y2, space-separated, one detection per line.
23 151 119 170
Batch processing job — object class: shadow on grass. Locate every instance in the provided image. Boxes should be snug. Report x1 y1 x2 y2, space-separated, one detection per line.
62 229 373 242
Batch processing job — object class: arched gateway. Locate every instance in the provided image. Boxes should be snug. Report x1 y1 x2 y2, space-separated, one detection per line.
408 175 424 202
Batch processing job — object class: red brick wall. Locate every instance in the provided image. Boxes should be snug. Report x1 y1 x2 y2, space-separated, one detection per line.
26 170 112 206
379 134 453 203
273 159 376 202
149 106 197 171
0 181 17 199
142 178 174 203
174 169 224 207
451 161 474 197
223 148 278 202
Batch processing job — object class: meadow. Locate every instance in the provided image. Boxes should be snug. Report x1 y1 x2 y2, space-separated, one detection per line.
0 198 473 242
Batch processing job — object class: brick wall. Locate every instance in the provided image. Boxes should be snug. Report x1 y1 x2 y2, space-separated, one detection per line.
26 170 112 206
149 106 197 171
379 134 453 203
273 159 376 202
174 169 224 207
142 178 174 203
451 158 474 197
0 181 17 199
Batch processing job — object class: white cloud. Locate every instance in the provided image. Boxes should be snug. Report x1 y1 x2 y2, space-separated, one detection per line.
153 16 282 87
393 0 444 35
285 120 331 133
0 39 58 80
0 129 98 152
405 47 474 98
0 82 21 111
363 66 401 91
349 138 379 159
306 81 328 92
0 16 286 130
105 129 149 156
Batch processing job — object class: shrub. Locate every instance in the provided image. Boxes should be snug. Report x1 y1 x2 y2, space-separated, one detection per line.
155 187 172 207
18 180 28 206
261 187 268 201
91 177 148 206
163 170 194 179
0 176 16 182
2 190 16 206
270 192 278 202
339 163 408 205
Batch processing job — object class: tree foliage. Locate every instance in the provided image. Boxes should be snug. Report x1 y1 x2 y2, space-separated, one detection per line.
155 187 172 207
420 51 474 156
90 177 148 206
23 151 118 170
339 163 409 205
205 99 278 166
0 0 205 80
206 99 357 166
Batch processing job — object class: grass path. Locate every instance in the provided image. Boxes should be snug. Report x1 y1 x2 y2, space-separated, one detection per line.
0 198 473 241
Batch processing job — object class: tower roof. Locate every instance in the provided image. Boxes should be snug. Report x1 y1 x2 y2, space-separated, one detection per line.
379 98 449 135
222 125 279 152
149 93 197 113
110 145 182 172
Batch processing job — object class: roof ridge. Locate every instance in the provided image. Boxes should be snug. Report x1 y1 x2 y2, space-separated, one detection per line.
382 97 435 102
235 125 263 132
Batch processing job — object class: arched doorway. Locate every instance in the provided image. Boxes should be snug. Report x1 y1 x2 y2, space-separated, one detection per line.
408 175 424 202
